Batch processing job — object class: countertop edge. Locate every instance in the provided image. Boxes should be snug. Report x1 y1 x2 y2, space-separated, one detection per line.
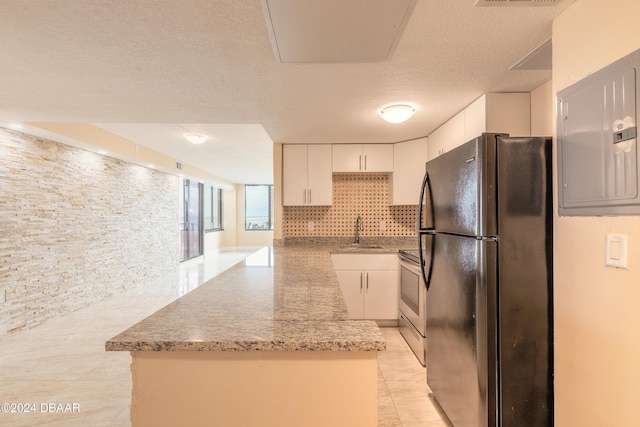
105 340 386 352
106 245 412 353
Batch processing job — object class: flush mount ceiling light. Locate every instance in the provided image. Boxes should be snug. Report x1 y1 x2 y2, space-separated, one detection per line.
183 132 209 145
377 104 416 124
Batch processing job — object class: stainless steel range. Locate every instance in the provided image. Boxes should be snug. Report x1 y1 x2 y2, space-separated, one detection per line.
397 249 426 366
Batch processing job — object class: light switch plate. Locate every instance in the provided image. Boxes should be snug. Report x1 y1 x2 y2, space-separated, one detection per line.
605 233 628 269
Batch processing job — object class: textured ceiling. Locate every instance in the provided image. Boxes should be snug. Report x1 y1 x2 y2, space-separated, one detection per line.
0 0 573 184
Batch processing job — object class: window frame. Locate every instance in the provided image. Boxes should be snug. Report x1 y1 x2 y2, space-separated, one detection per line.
204 184 223 233
244 184 274 231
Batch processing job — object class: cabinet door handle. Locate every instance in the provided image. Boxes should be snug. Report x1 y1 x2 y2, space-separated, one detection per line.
303 189 307 204
308 189 311 204
365 272 369 291
360 272 363 293
359 155 362 171
364 155 367 171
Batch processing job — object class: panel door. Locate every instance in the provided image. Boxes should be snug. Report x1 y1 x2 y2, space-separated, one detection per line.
364 270 398 320
485 93 531 137
362 144 393 172
283 144 308 205
307 144 333 205
335 270 365 319
427 110 465 161
464 95 486 141
391 138 427 205
332 144 363 172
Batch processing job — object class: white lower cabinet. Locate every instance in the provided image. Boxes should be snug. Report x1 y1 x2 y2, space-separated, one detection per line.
331 254 398 322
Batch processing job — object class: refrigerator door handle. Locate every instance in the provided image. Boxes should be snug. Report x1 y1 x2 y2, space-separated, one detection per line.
418 171 435 231
418 234 427 288
418 232 435 290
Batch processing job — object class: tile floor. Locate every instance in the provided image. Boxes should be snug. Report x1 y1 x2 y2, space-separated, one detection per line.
377 328 451 427
0 248 450 427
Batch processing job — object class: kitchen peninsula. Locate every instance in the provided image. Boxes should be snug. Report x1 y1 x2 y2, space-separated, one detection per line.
106 246 388 427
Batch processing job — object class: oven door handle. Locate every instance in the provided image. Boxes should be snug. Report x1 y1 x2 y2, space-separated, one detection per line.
399 258 421 275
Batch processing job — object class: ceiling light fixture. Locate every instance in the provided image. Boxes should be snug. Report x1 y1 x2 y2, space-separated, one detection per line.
183 132 209 145
377 104 417 124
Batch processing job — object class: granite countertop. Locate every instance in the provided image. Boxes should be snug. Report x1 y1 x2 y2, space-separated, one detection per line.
105 244 413 353
285 236 417 254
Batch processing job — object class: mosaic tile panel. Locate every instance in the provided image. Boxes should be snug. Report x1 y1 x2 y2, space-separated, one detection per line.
0 128 180 335
283 174 418 237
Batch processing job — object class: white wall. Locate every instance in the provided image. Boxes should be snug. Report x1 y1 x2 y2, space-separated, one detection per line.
553 1 640 425
530 80 553 136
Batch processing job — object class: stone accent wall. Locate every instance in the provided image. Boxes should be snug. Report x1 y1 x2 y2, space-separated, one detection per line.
0 128 179 335
283 174 418 237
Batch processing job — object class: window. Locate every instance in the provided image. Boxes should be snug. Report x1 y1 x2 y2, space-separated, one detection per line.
204 184 223 232
245 184 274 230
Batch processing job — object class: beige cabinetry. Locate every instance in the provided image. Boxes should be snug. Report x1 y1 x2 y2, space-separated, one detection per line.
283 144 332 206
390 137 427 205
332 144 394 173
331 254 398 323
466 93 531 139
427 93 531 161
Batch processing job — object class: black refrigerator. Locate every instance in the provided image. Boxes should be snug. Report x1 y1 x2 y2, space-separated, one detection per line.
418 134 553 427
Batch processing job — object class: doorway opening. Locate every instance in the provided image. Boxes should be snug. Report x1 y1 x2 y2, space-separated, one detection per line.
179 178 203 262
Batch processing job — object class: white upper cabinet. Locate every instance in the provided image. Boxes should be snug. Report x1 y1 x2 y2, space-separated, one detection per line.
282 144 333 206
468 93 531 139
306 145 333 204
332 144 394 172
428 93 531 161
464 95 487 142
332 144 361 172
427 110 465 161
283 144 307 205
362 144 394 172
390 137 427 205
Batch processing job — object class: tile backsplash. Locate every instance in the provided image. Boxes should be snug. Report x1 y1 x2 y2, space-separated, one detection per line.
283 174 418 237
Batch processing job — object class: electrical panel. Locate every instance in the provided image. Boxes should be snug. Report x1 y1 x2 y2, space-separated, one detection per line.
557 49 640 216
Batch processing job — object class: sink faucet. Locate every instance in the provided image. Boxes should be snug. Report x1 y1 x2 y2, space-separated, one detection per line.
354 216 364 244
